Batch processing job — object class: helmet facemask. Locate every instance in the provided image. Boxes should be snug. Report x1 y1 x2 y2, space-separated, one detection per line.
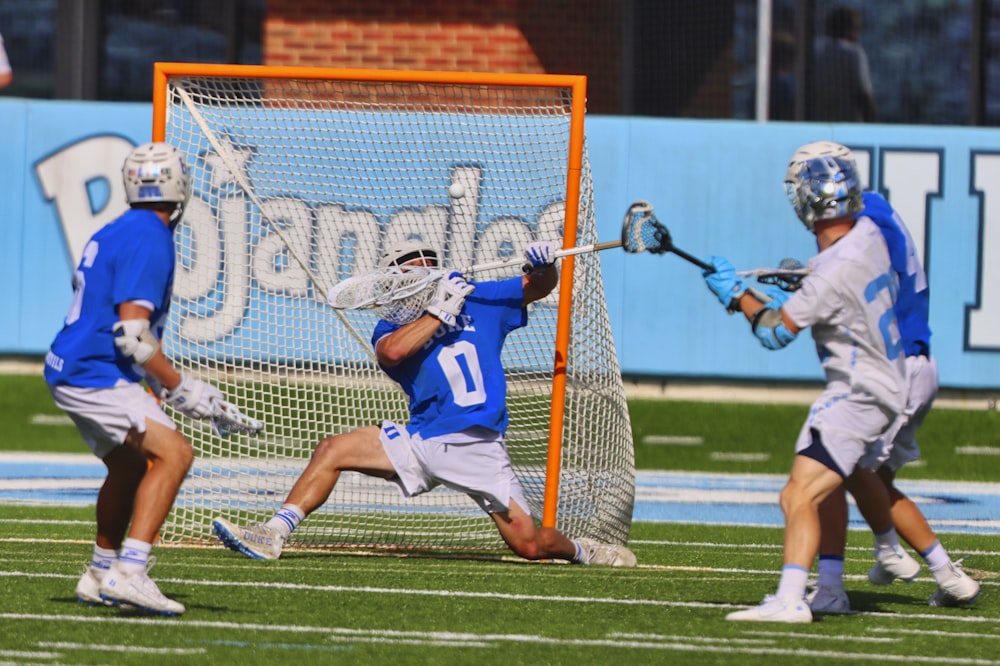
784 144 862 232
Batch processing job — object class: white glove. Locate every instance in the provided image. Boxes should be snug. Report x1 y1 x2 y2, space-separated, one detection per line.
161 374 223 420
522 241 556 273
425 272 475 326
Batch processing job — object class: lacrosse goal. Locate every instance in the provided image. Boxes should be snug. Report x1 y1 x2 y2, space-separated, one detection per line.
152 63 634 551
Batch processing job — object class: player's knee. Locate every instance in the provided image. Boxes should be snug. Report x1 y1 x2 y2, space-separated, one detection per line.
510 538 544 561
312 435 342 465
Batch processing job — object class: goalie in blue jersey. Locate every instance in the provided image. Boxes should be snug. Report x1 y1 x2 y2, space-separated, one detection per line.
212 239 636 567
46 142 257 616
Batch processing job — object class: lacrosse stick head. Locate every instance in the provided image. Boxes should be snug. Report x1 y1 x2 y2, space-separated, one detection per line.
755 257 808 291
327 266 444 325
621 200 674 254
784 141 862 232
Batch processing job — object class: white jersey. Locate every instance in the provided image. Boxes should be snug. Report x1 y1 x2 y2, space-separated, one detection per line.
784 217 907 415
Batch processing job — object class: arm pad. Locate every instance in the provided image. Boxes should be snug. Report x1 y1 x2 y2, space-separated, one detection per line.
112 319 160 365
751 307 797 350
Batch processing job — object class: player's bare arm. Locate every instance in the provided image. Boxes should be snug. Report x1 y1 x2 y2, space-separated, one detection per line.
375 314 445 367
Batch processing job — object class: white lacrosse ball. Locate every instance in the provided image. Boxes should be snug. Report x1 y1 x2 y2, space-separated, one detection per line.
448 183 466 199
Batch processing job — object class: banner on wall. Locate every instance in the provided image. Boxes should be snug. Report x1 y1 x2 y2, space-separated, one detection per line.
3 98 998 388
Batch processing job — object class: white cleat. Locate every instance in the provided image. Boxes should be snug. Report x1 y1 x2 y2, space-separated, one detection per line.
573 538 637 567
929 560 981 607
806 585 852 615
868 546 921 585
212 517 285 560
98 561 184 616
75 566 115 606
726 594 812 623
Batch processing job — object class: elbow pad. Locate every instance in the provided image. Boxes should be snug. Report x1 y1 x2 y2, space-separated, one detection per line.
751 307 797 350
112 319 160 365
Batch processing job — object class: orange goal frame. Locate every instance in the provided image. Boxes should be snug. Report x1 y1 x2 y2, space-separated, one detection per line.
152 62 589 530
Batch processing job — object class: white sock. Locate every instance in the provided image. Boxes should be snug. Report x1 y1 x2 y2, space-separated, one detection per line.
90 545 117 573
923 541 955 580
873 527 901 557
775 564 810 599
118 538 152 574
266 503 305 538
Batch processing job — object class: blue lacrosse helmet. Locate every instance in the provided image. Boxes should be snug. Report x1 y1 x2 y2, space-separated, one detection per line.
783 141 863 232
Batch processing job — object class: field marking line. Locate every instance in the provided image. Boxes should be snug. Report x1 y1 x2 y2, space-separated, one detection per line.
4 614 1000 664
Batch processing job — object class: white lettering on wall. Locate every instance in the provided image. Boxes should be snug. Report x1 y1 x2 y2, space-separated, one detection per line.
882 150 941 268
35 136 134 268
969 153 1000 349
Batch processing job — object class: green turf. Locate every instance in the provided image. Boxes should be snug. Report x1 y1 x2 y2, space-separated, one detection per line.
2 373 999 664
1 506 996 665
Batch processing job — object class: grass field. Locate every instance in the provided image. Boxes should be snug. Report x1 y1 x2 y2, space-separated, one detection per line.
2 373 999 664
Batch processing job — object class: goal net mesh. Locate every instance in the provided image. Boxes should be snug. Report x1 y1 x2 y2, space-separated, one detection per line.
156 68 634 551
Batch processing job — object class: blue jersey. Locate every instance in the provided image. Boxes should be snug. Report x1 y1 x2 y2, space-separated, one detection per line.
372 277 527 438
859 191 931 357
44 209 175 387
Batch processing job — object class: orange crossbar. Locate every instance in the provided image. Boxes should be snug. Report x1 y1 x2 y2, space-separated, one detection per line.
152 63 588 529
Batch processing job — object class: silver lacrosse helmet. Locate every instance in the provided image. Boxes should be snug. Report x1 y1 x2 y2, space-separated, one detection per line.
783 141 862 232
378 239 439 269
122 142 191 227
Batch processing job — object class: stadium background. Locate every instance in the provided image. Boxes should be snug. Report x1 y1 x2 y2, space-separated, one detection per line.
1 0 999 397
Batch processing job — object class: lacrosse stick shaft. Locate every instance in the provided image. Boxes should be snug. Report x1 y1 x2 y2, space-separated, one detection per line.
466 239 623 273
670 247 714 272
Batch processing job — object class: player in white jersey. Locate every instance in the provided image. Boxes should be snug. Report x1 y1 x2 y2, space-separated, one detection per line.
701 141 908 623
44 142 248 615
809 184 980 613
211 240 636 567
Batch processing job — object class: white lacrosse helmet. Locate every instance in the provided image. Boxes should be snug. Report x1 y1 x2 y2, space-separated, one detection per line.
783 140 863 232
379 239 439 269
122 142 191 226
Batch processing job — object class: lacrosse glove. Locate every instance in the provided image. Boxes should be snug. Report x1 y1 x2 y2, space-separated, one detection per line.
426 271 475 326
522 240 556 273
161 374 223 420
703 256 746 313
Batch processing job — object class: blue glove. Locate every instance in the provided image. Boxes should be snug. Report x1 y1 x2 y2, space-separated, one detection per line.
703 256 745 312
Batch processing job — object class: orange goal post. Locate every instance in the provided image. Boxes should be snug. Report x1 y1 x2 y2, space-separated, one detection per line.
152 62 634 551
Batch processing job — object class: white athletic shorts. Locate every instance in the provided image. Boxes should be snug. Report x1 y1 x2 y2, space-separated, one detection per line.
884 354 939 472
48 382 176 459
795 391 899 477
378 421 531 516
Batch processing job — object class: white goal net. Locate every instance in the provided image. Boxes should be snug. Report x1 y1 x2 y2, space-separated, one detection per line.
154 64 634 551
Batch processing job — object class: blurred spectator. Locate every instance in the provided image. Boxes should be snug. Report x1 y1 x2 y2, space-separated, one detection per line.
0 32 12 89
811 6 876 122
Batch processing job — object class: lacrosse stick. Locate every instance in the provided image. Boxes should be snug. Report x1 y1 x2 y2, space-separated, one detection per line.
620 200 715 272
327 200 718 321
326 265 448 325
738 258 810 291
210 398 264 437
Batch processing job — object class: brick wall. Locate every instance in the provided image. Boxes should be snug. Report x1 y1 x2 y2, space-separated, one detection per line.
264 0 625 114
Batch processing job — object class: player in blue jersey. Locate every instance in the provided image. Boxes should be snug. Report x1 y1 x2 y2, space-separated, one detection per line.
700 141 910 623
45 142 245 616
211 239 637 567
806 154 980 613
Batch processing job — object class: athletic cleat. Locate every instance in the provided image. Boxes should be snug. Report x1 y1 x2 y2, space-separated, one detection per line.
806 585 852 614
726 594 812 623
928 560 981 607
573 538 637 567
868 546 921 585
76 566 114 606
212 517 285 560
98 561 184 616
